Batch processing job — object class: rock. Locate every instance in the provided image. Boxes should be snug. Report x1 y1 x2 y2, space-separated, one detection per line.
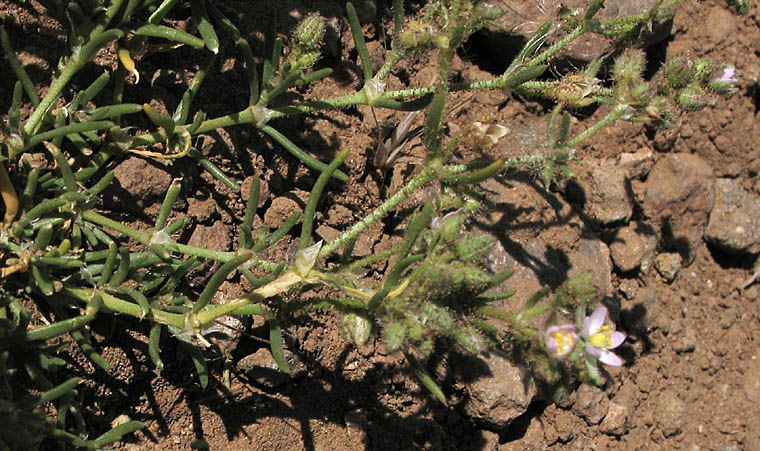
237 347 306 388
672 327 697 353
570 238 613 297
643 153 715 265
488 0 671 63
106 157 173 212
705 178 760 254
657 391 687 437
600 401 631 435
570 161 634 225
609 222 658 273
315 224 341 244
655 252 681 282
186 221 232 286
460 352 536 428
618 148 655 179
264 194 304 228
187 221 231 252
571 384 609 425
622 286 662 332
487 239 548 309
618 279 639 299
240 175 269 208
706 6 735 45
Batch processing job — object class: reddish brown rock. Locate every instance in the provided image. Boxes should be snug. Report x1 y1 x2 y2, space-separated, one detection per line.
643 153 715 265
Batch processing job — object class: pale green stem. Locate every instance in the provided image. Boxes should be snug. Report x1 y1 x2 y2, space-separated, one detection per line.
63 286 186 328
81 210 280 270
566 104 627 148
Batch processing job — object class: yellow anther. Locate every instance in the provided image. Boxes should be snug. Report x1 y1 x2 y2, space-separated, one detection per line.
550 330 575 356
589 325 615 349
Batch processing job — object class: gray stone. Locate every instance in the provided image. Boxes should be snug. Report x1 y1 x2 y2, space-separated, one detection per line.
643 153 715 265
705 178 760 254
570 238 613 297
572 384 609 425
576 161 634 225
655 252 681 282
618 148 655 179
609 222 659 273
237 347 306 388
460 352 536 428
657 391 687 437
672 327 697 353
600 401 631 435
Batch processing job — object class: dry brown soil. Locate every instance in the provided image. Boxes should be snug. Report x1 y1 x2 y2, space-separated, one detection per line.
2 0 760 450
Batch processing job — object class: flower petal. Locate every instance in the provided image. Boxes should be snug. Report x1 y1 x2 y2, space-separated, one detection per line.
581 317 592 338
609 331 626 348
546 337 558 354
585 342 602 359
588 306 607 334
598 350 624 366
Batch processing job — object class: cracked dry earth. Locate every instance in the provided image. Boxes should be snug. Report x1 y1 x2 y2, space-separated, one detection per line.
3 0 760 450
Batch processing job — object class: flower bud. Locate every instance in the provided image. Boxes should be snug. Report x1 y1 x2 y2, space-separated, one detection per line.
295 13 326 49
385 321 406 352
708 66 738 94
544 323 578 359
663 56 695 90
474 3 506 21
295 51 321 70
613 49 646 86
398 20 435 50
455 326 486 354
342 313 372 347
677 84 710 109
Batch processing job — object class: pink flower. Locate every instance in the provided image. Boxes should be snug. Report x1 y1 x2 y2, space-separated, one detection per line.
544 324 579 359
581 306 626 366
712 66 737 84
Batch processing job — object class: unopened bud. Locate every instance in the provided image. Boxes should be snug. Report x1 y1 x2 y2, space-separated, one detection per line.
295 14 326 49
677 84 710 109
663 56 695 90
474 3 505 21
342 313 372 347
613 49 646 86
398 20 435 50
385 321 406 352
708 65 738 94
295 51 321 70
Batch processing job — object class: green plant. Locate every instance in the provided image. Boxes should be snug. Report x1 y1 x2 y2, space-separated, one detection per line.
0 0 736 447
